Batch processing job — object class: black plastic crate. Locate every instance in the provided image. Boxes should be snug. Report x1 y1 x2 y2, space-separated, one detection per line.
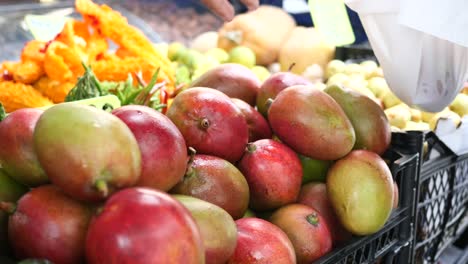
392 131 468 263
334 43 378 64
315 132 420 264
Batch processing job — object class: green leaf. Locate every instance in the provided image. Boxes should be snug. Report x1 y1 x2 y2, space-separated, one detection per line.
152 103 167 111
99 81 120 93
64 63 106 102
0 102 6 122
145 68 161 91
133 69 162 106
62 64 165 112
125 90 140 105
115 88 126 104
123 74 134 92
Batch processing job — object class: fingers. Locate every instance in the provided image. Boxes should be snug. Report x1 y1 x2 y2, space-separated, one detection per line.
239 0 259 11
201 0 235 21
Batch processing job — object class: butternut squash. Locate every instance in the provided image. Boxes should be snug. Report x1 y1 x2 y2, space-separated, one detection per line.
279 27 335 75
217 5 296 66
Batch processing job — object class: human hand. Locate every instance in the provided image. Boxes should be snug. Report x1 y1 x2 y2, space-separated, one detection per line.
200 0 259 21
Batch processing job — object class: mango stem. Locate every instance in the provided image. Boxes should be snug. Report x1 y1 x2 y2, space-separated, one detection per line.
246 143 257 153
306 213 320 227
264 98 274 113
0 201 16 214
95 179 109 198
188 147 197 164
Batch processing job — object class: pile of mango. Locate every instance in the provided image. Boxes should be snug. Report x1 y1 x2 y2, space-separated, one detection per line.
163 42 272 85
323 60 468 132
155 1 468 134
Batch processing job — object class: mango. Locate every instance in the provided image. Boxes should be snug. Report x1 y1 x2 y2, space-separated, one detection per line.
326 73 349 87
381 90 402 109
360 60 379 79
268 85 355 160
228 218 296 263
344 63 363 76
384 104 412 129
251 65 271 82
205 48 229 64
325 85 391 155
367 77 390 99
189 64 261 106
421 107 450 123
0 109 48 187
393 181 399 209
449 93 468 117
228 46 256 68
410 108 423 122
299 155 333 183
462 83 468 94
327 150 394 235
256 72 311 117
0 169 28 254
242 209 256 218
168 42 186 61
174 195 237 264
270 204 332 263
325 60 346 79
343 77 375 100
33 104 141 202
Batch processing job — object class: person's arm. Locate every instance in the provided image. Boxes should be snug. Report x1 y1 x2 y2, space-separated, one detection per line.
200 0 259 21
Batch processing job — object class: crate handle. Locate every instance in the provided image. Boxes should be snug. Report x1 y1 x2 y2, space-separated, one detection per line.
392 152 418 170
423 131 456 161
390 130 456 162
384 241 411 264
389 150 418 177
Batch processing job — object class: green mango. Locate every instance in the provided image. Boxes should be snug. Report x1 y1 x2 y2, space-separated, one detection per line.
300 155 333 184
0 169 28 254
242 209 256 218
325 84 391 155
173 195 237 264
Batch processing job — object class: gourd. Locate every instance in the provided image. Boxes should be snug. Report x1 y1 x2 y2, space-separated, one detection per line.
190 31 219 53
217 6 296 66
279 27 335 75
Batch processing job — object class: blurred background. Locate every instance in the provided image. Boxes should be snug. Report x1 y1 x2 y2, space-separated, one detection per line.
0 0 370 61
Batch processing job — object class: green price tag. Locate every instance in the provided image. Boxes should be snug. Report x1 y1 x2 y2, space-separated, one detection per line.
308 0 355 46
24 14 70 42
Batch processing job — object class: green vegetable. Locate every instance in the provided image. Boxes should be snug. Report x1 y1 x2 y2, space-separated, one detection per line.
0 102 6 122
65 63 105 102
106 75 140 106
65 63 166 112
106 69 166 111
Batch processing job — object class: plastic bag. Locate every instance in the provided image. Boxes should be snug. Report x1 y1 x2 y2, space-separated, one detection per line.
345 0 468 112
